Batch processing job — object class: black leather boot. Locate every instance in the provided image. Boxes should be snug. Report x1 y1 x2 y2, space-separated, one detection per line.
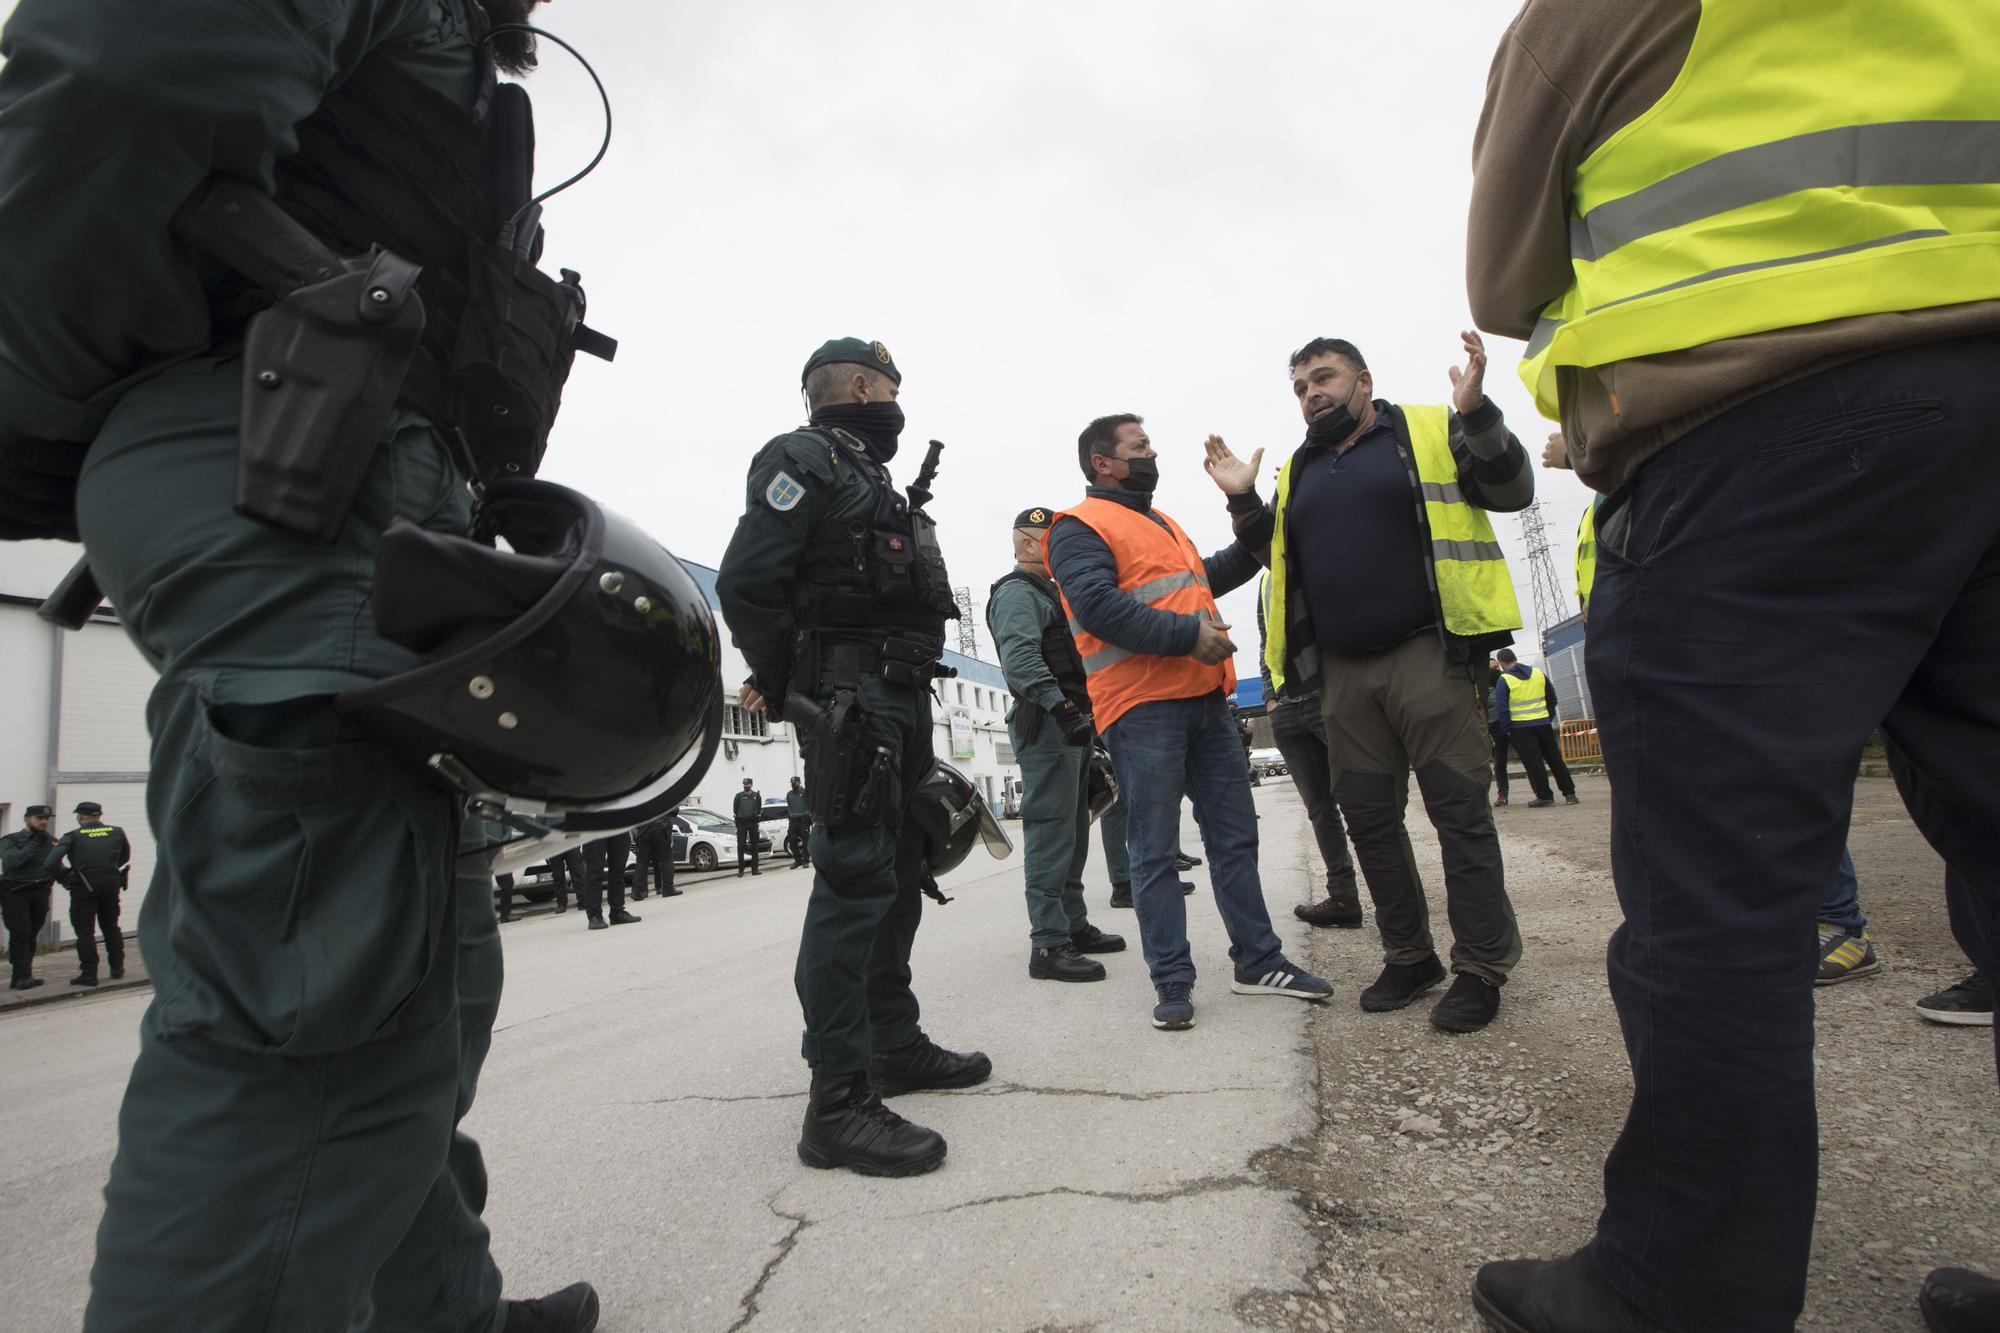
1109 880 1133 909
1029 943 1107 982
1070 922 1126 953
1472 1248 1669 1332
502 1281 600 1333
868 1033 992 1097
1359 955 1446 1011
1294 891 1364 928
797 1071 947 1177
1922 1267 2000 1333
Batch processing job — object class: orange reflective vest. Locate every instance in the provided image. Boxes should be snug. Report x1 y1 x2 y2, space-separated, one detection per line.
1045 497 1236 733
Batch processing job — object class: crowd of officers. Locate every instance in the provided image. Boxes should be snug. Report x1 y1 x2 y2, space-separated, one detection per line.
1 802 132 991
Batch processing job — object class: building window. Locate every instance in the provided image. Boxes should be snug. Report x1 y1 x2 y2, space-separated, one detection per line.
956 682 966 705
725 703 769 738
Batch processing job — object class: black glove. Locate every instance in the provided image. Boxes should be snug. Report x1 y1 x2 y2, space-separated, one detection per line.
1051 699 1095 746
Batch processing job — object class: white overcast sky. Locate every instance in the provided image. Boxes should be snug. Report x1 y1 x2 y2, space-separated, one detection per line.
3 0 1595 672
521 0 1592 672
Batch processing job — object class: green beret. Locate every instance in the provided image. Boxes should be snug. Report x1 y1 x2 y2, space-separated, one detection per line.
1013 506 1055 530
801 337 901 388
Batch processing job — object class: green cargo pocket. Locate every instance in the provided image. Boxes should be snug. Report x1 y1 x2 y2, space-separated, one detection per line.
154 696 456 1055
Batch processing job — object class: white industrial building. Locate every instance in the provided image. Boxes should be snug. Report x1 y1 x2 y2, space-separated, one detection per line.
0 543 1022 949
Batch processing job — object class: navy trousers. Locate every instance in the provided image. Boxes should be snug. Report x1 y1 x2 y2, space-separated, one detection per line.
1585 334 2000 1333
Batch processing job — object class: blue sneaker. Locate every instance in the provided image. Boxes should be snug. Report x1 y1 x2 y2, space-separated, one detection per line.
1152 982 1195 1030
1230 960 1333 1001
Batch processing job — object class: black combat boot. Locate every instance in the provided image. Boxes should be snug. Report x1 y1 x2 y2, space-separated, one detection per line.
502 1281 601 1333
1070 922 1126 953
1029 942 1107 982
1109 880 1133 909
1359 955 1446 1012
868 1033 992 1097
10 976 43 991
1472 1248 1669 1332
797 1072 947 1177
70 973 98 987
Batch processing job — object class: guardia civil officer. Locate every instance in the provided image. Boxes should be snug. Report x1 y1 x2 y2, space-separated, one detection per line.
0 2 604 1326
44 802 130 986
988 506 1126 981
1 804 56 990
734 778 764 877
580 832 639 931
783 778 811 868
716 338 990 1177
632 810 679 900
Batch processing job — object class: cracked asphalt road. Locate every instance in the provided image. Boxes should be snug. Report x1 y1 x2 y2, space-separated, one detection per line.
4 790 1329 1332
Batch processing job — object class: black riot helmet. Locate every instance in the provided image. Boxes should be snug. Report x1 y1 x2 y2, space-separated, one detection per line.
337 478 722 872
1086 745 1119 822
909 760 1012 876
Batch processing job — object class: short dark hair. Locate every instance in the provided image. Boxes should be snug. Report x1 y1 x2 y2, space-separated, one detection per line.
1078 414 1142 481
1288 338 1368 375
1496 649 1518 665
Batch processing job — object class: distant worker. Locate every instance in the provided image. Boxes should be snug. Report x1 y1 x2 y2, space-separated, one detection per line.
1491 649 1577 808
1469 2 2000 1329
783 779 811 869
1259 334 1533 1034
1 804 55 990
988 505 1127 982
44 802 130 987
549 847 583 915
733 779 764 877
1048 413 1330 1031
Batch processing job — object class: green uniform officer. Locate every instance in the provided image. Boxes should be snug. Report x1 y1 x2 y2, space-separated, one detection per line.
43 802 130 986
1 804 56 990
987 507 1127 982
0 1 596 1328
717 337 990 1178
784 778 812 868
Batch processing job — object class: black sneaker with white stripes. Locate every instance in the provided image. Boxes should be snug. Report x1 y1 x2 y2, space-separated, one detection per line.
1230 960 1333 1001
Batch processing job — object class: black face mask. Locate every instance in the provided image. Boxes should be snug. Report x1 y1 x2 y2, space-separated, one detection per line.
1305 382 1368 448
811 401 905 461
1117 457 1160 493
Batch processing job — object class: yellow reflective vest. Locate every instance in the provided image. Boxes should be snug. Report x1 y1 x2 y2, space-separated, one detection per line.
1503 666 1552 725
1264 404 1521 692
1518 0 2000 419
1575 501 1597 612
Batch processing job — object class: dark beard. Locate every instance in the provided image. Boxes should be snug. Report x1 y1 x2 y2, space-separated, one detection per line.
478 0 539 75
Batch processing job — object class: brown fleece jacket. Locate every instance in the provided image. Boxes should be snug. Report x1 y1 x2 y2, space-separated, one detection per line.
1468 0 2000 492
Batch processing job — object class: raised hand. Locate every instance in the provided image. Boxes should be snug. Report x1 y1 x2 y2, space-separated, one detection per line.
1447 329 1488 415
1203 434 1264 496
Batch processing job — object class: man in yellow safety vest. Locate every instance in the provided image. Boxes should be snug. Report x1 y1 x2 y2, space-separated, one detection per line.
1468 2 2000 1330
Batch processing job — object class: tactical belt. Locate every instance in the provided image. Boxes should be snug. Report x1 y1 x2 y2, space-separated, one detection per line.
826 637 955 690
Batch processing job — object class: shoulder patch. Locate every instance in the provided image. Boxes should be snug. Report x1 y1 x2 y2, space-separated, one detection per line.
764 471 807 512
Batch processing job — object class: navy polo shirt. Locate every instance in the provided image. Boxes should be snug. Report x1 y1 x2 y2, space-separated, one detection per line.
1285 406 1437 655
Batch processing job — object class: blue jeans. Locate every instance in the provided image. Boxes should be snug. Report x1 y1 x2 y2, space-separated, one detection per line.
1818 846 1866 932
1585 335 2000 1333
1101 692 1283 989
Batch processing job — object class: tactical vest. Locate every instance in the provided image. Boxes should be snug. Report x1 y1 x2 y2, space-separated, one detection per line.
987 570 1091 714
795 429 959 635
213 30 611 483
1517 0 2000 419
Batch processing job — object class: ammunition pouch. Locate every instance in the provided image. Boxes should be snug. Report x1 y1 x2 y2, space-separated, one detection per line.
789 689 899 830
236 247 425 541
447 244 617 483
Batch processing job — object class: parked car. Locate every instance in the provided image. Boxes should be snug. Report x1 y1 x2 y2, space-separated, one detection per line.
1248 747 1289 778
672 806 772 872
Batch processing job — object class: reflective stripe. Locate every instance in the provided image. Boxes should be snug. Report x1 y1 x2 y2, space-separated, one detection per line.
1572 120 2000 262
1526 317 1561 359
1127 570 1206 603
1586 229 1950 314
1433 538 1507 563
1418 479 1466 506
1081 644 1132 675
